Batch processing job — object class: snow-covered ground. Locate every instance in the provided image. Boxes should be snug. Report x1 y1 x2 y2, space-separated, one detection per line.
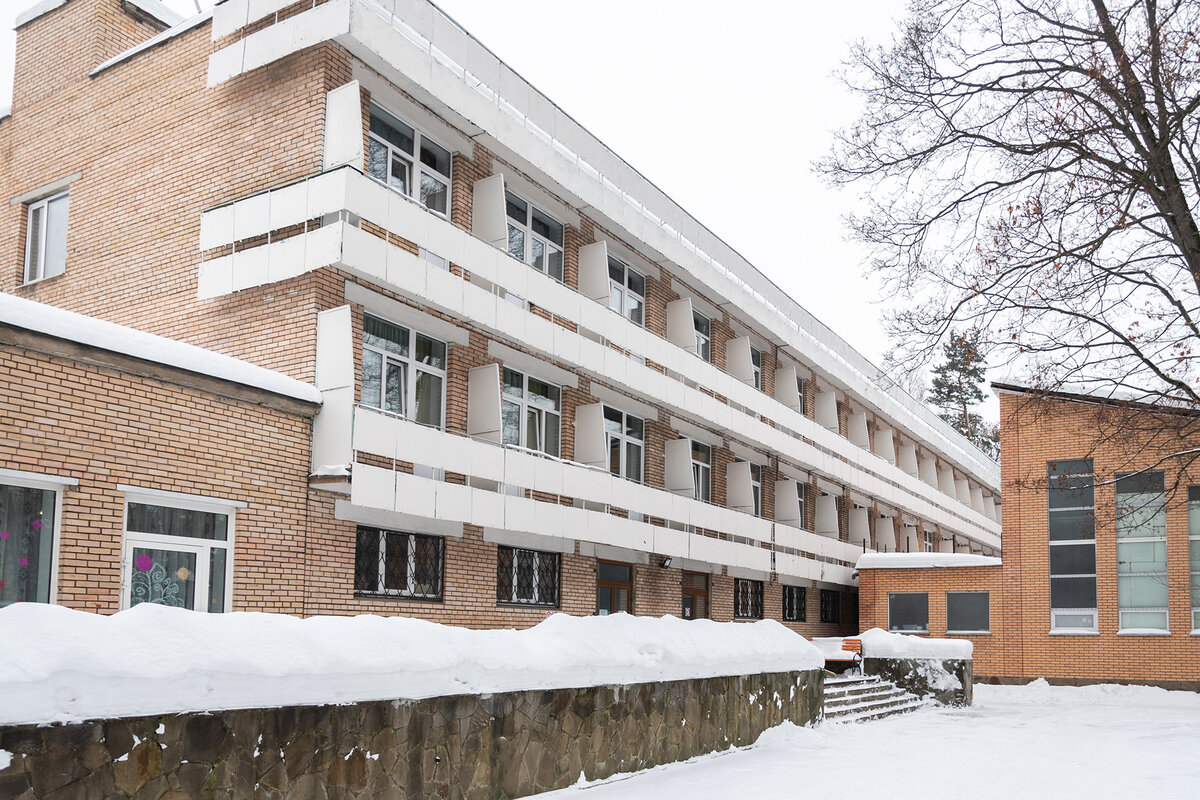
535 681 1200 799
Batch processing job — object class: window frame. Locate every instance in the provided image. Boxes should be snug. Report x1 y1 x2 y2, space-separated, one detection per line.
361 314 448 430
505 191 565 282
120 492 236 614
1188 487 1200 632
23 190 69 284
782 584 806 622
603 405 644 484
1115 471 1169 632
354 526 445 601
693 310 711 362
367 105 452 217
501 367 562 457
1047 459 1098 633
690 439 712 503
736 458 762 517
820 588 841 624
0 470 71 607
887 591 930 633
750 347 762 391
946 591 991 634
496 545 561 608
607 257 646 326
733 578 764 620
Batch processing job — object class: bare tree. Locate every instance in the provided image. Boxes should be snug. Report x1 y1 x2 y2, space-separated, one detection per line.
822 0 1200 409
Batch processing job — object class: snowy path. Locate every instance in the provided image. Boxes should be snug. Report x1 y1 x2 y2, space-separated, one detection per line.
535 681 1200 799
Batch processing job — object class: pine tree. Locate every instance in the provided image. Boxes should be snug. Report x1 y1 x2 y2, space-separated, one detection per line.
928 330 998 458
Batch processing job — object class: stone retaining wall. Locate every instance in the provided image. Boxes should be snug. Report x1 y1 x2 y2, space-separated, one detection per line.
0 669 823 799
862 658 973 706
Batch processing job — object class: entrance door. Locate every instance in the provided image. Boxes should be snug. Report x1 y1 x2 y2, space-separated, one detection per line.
597 560 633 615
681 571 709 620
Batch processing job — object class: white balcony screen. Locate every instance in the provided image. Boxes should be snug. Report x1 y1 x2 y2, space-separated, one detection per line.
726 460 754 513
471 174 508 247
815 494 839 537
815 390 839 431
726 337 754 385
898 444 919 475
467 363 502 443
774 479 801 525
578 241 609 301
920 455 939 486
665 298 696 352
849 506 870 548
323 81 364 170
663 438 694 495
774 365 801 410
848 411 869 448
873 426 896 463
573 403 607 467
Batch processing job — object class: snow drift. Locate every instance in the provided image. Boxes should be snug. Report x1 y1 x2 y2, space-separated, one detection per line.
0 604 823 725
858 627 973 659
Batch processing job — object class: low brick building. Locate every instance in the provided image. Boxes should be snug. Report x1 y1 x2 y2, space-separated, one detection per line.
859 384 1200 689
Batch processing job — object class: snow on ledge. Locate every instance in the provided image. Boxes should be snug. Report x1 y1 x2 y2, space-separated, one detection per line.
0 604 824 725
856 552 1001 570
859 628 973 659
0 294 321 405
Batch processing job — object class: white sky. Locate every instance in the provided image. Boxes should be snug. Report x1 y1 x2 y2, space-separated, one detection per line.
1 0 917 374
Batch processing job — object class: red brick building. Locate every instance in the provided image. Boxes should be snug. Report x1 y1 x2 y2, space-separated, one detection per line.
1 0 1001 633
859 384 1200 689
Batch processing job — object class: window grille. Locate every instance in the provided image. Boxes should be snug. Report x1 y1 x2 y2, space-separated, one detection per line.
354 527 444 600
820 588 840 623
782 585 806 621
497 546 560 607
734 578 763 619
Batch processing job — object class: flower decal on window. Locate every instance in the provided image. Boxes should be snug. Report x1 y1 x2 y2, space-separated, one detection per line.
135 554 154 572
31 520 42 530
0 531 9 540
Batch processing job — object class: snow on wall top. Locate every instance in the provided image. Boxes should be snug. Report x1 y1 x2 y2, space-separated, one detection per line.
0 293 321 405
856 552 1002 570
0 604 825 725
858 628 973 660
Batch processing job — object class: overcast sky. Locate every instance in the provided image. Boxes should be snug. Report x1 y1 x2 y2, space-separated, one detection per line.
1 0 919 377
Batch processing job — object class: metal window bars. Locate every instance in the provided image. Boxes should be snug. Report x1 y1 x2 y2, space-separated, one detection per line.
496 546 560 607
354 527 444 600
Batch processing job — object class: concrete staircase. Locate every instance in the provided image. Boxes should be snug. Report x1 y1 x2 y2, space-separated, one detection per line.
823 674 926 723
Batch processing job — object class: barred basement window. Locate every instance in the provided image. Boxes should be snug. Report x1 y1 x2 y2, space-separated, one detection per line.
354 526 444 600
734 578 763 619
820 589 840 623
782 585 806 621
497 546 560 607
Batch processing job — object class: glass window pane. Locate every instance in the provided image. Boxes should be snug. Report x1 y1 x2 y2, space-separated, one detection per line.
627 270 645 296
525 408 540 450
1116 540 1167 574
44 195 68 279
691 441 710 464
1048 476 1093 509
1121 610 1168 630
1116 471 1165 494
546 245 563 282
25 204 43 281
368 138 389 182
1049 509 1095 540
888 592 928 631
626 442 642 482
626 416 643 440
420 174 448 214
1050 543 1095 575
505 193 528 223
1054 612 1095 629
130 548 197 609
530 207 563 246
947 592 989 632
383 532 409 591
527 378 559 410
543 412 560 457
1190 538 1200 567
389 155 410 195
0 484 57 606
127 503 228 541
598 562 630 582
627 295 643 326
609 285 623 314
361 349 382 407
1116 491 1166 538
1050 576 1097 609
384 360 405 415
507 224 525 261
414 334 445 369
370 112 414 152
413 371 443 428
419 137 451 177
608 259 624 283
693 312 709 337
208 548 227 613
1117 575 1169 609
608 435 622 477
503 369 523 397
364 316 409 357
501 400 521 446
602 406 623 432
531 238 545 272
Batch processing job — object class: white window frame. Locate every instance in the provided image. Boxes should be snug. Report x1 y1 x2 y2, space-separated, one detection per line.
693 311 711 362
796 376 806 415
361 314 448 430
1190 488 1200 632
367 105 452 217
119 491 237 614
1115 472 1169 633
750 347 762 391
607 257 646 326
502 368 562 457
797 481 807 528
603 405 644 484
924 529 935 552
24 190 69 284
946 591 991 634
1048 460 1098 633
506 192 565 282
0 469 74 607
736 458 763 517
690 439 712 503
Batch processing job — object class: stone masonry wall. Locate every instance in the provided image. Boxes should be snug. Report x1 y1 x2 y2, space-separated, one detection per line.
0 670 823 800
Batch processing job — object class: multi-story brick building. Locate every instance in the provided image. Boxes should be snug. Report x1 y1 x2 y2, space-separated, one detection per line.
0 0 1001 635
859 384 1200 688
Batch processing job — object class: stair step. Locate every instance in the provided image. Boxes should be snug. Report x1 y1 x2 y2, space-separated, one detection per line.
827 699 927 724
825 694 921 716
824 682 893 700
825 688 908 708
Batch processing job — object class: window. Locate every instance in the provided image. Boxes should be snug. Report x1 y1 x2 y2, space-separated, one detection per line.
24 191 69 283
690 440 712 503
0 481 58 606
367 106 451 215
506 193 564 281
734 578 763 619
361 315 447 429
797 482 807 527
603 406 643 483
1189 487 1200 631
736 459 762 517
1116 471 1168 631
924 529 935 552
1048 459 1097 631
888 592 929 632
501 368 561 457
796 376 806 414
608 257 645 326
681 571 709 620
693 311 711 362
123 499 233 613
783 585 806 621
497 546 559 607
597 560 633 615
355 526 444 599
820 589 841 623
750 347 762 390
947 591 990 633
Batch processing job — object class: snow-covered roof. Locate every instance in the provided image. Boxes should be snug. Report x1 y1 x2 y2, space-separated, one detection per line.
0 603 824 725
14 0 67 29
856 552 1002 570
0 293 321 405
124 0 184 28
91 8 213 77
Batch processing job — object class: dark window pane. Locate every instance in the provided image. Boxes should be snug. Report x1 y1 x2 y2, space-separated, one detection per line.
598 562 630 583
734 579 763 619
1050 576 1097 609
783 585 806 621
505 193 528 223
1188 486 1200 503
369 111 414 153
127 503 227 541
1048 509 1095 540
820 589 840 623
420 138 451 177
530 207 563 246
383 531 409 590
364 316 409 357
947 592 989 632
1047 459 1093 476
1116 471 1164 494
354 528 380 591
0 484 57 606
888 592 929 632
1050 543 1096 575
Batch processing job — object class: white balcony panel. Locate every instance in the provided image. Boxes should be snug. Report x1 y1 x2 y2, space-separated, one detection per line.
900 526 919 553
394 471 438 518
938 535 955 554
503 493 536 535
849 506 871 549
351 463 397 511
652 526 688 559
848 411 870 448
323 81 364 170
470 488 505 529
663 438 694 495
898 444 919 475
875 519 897 552
665 298 696 353
434 481 474 524
955 536 971 554
578 241 609 301
532 499 564 538
314 304 353 391
312 385 354 472
532 454 564 496
939 467 957 497
726 337 754 385
199 203 234 251
955 477 972 505
970 486 985 514
735 543 772 572
726 460 754 514
351 408 400 461
815 390 839 432
873 426 896 463
774 365 801 411
467 364 502 443
211 0 249 39
920 455 939 487
774 479 801 525
471 174 508 247
815 494 839 537
573 403 607 468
